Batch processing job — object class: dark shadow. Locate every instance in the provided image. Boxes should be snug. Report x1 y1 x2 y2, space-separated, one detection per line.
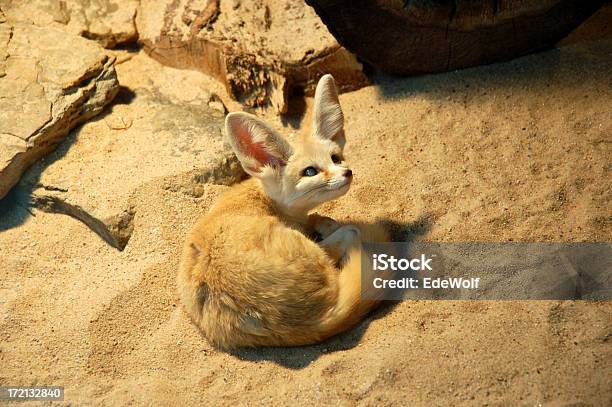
381 215 434 242
370 47 562 102
229 214 434 369
0 86 138 233
0 125 81 232
113 42 144 53
280 87 307 129
113 86 137 105
0 184 36 231
370 6 611 103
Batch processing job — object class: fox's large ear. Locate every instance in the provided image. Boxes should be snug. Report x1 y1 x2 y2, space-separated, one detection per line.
312 74 344 144
225 112 293 177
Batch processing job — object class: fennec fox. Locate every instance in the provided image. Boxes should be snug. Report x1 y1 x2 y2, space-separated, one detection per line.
178 74 389 349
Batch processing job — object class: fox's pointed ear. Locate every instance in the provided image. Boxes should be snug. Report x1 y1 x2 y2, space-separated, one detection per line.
225 112 293 177
312 74 344 144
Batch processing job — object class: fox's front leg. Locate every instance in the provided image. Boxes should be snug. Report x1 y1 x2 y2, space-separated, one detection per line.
318 225 361 267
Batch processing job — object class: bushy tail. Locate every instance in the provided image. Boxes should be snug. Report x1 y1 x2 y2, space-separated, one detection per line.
179 220 392 349
315 222 390 339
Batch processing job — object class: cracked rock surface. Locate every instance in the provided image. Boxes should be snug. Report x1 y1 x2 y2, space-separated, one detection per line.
0 0 139 48
136 0 368 113
0 19 119 200
23 52 245 250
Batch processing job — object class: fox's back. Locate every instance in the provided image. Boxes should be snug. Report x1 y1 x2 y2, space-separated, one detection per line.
190 178 332 278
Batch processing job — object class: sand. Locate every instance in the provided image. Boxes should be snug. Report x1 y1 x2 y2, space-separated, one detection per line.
0 6 610 406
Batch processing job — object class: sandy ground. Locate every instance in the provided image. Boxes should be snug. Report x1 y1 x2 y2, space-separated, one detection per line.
1 6 611 406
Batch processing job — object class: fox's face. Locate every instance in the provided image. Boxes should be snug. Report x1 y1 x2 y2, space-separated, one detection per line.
277 131 352 212
225 74 352 215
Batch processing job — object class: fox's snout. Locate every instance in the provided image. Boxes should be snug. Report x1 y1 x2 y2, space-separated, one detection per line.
324 166 352 182
330 168 352 187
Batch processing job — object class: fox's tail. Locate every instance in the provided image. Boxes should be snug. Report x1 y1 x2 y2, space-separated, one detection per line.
179 220 393 349
313 222 391 341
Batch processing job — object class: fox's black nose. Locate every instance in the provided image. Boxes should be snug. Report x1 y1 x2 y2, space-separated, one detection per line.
344 169 353 178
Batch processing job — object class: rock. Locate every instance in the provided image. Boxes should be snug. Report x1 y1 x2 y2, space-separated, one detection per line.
136 0 368 113
0 21 119 201
0 0 139 48
24 53 247 250
305 0 605 74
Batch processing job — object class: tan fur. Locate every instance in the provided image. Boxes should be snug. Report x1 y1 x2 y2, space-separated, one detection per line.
178 75 389 349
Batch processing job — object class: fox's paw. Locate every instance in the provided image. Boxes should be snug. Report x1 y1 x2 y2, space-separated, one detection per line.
342 225 361 243
309 214 342 240
318 225 362 266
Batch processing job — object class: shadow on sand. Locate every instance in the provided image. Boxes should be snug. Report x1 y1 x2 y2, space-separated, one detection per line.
0 86 137 235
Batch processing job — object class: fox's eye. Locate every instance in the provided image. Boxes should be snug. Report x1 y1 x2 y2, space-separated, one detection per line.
331 154 342 164
302 166 319 177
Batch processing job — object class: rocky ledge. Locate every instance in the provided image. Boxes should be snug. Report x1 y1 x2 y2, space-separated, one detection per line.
0 19 119 201
136 0 368 113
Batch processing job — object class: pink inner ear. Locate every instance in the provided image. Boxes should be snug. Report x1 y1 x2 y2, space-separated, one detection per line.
236 124 282 169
